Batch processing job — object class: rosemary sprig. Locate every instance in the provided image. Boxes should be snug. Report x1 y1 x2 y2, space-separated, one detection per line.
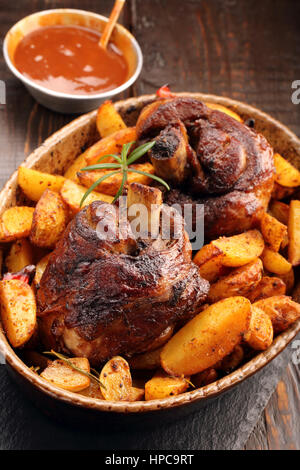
44 350 106 390
79 141 170 207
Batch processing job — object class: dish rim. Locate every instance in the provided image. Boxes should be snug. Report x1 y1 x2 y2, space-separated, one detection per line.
0 92 299 414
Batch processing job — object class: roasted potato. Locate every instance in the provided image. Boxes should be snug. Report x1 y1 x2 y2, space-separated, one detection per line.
269 200 289 225
41 358 91 392
261 247 292 275
254 295 300 333
288 200 300 266
211 230 265 267
0 278 36 347
30 190 69 248
64 152 88 183
161 297 251 376
77 163 155 196
128 387 145 402
277 268 294 294
60 179 113 214
193 243 230 282
247 276 286 302
145 371 189 400
207 258 263 303
100 356 133 401
192 368 218 388
0 207 34 242
96 100 127 138
5 238 33 273
129 347 162 370
274 153 300 187
215 345 245 373
271 183 295 201
261 212 288 252
18 167 65 202
85 127 137 166
34 253 51 286
205 103 243 122
244 306 273 351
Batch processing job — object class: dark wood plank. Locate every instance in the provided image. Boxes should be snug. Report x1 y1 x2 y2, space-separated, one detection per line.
132 0 300 135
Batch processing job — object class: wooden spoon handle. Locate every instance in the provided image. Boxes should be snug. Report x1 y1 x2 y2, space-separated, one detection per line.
99 0 126 49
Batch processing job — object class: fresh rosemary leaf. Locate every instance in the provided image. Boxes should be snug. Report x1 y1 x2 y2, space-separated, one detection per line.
126 141 156 165
80 170 121 207
80 163 121 171
127 169 170 191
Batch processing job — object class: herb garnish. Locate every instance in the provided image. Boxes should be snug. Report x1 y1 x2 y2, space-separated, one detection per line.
79 141 170 207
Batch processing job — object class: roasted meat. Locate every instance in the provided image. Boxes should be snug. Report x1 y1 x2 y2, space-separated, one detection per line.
37 197 209 365
136 97 275 239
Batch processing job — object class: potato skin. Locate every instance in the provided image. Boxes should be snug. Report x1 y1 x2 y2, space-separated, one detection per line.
207 258 263 303
5 238 33 273
0 207 34 242
100 356 133 401
96 100 127 138
253 295 300 333
244 306 273 351
0 278 36 347
30 189 69 248
18 167 65 202
85 127 137 166
212 230 265 267
261 247 292 275
60 179 113 214
161 297 251 376
145 371 189 400
246 276 286 302
193 243 230 282
288 200 300 266
261 212 287 252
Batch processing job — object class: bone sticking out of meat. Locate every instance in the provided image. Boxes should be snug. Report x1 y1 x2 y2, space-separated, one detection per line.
127 182 163 238
149 121 189 185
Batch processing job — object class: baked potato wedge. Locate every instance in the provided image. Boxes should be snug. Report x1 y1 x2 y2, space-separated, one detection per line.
207 258 263 303
244 306 273 351
0 278 36 347
211 230 265 267
205 102 243 122
0 207 34 242
254 295 300 333
269 200 289 225
100 356 133 401
60 179 113 214
247 276 286 302
5 238 34 273
64 152 88 183
77 163 155 196
288 200 300 266
192 368 218 388
193 243 230 282
274 153 300 187
261 247 292 275
85 127 137 166
30 189 69 248
34 253 51 287
261 212 288 252
18 167 65 202
129 347 162 370
145 371 189 400
96 100 127 138
41 358 91 392
161 297 251 376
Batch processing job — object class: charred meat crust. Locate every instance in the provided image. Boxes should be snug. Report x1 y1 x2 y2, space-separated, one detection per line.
136 97 275 239
37 201 209 364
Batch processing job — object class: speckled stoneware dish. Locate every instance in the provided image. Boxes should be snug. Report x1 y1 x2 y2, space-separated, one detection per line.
0 93 300 427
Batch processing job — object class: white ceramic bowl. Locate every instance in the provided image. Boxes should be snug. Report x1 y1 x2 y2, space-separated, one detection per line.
3 8 143 114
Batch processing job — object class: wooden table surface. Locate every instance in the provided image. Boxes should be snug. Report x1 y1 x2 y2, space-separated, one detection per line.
0 0 300 450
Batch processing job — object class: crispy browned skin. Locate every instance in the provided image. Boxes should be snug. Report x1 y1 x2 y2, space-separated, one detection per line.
137 98 275 240
37 201 209 365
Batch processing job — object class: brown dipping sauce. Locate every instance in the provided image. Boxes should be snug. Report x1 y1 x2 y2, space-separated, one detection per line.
14 25 129 95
